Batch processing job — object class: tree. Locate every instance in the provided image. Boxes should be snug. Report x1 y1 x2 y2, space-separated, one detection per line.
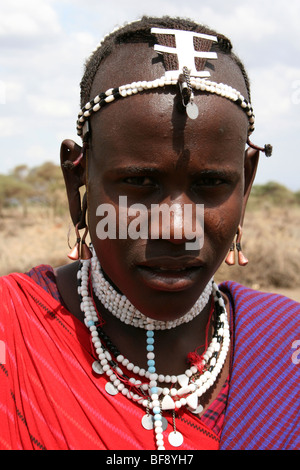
11 164 30 182
25 162 67 215
0 174 33 217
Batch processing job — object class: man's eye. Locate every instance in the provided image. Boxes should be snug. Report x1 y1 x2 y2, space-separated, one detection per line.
196 178 224 187
124 176 155 186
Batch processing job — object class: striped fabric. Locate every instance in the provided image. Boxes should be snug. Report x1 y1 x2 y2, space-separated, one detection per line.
219 281 300 450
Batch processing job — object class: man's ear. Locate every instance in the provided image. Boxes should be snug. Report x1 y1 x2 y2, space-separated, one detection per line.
60 139 86 228
240 147 260 225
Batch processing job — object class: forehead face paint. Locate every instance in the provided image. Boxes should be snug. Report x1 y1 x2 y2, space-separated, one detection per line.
151 27 219 78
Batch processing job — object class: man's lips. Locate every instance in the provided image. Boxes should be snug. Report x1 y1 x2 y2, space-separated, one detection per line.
138 256 204 270
136 257 204 291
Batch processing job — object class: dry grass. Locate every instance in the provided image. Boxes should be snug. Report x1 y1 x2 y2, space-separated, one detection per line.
1 202 300 302
0 206 72 275
215 203 300 301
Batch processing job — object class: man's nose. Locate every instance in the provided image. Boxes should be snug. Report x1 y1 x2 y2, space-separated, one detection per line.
149 195 204 247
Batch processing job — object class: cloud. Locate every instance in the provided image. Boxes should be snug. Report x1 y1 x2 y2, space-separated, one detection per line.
250 64 300 135
0 81 6 104
0 0 61 44
27 95 73 118
25 144 54 165
1 0 300 190
0 117 23 138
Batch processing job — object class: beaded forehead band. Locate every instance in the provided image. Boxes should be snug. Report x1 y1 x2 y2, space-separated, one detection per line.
76 27 272 156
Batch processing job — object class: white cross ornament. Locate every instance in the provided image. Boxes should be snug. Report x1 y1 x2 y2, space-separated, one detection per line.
151 28 218 79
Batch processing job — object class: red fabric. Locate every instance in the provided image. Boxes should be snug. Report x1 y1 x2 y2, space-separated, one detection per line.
0 273 220 450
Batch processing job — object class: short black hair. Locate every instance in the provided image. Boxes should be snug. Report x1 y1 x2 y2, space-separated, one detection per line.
80 15 251 108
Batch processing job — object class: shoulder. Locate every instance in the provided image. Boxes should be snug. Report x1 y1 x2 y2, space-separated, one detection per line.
1 264 67 309
220 280 299 342
220 282 300 450
220 280 300 312
1 262 83 323
1 264 58 299
54 262 83 321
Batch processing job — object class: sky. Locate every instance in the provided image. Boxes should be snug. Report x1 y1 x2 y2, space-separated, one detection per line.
1 0 300 190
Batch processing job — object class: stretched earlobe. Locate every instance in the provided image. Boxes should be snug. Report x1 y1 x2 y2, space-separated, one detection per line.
68 223 92 260
225 243 235 266
225 225 248 267
60 139 87 229
235 225 248 266
225 148 259 266
60 139 86 174
240 147 260 226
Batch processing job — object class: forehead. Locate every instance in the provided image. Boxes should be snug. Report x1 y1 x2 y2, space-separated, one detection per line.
92 92 246 173
89 40 249 161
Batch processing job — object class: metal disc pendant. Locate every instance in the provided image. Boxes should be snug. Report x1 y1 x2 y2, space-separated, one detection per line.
142 415 154 430
161 417 169 431
141 415 168 431
105 382 119 396
189 404 204 415
92 361 104 375
168 431 184 448
186 102 199 120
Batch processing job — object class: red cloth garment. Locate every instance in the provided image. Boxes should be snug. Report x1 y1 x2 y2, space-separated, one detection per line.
0 272 220 450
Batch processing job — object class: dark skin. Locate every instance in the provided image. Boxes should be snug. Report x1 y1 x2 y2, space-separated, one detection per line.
57 41 259 414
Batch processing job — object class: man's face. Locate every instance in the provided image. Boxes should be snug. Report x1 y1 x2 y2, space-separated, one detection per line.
86 41 250 321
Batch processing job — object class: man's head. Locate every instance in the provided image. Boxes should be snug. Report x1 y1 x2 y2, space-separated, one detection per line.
61 16 261 320
78 16 253 139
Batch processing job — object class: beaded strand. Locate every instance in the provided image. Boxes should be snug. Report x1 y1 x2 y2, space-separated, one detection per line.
78 257 230 450
76 75 255 138
90 246 213 330
145 321 166 450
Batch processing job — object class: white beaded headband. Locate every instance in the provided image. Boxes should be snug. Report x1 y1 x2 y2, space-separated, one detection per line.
76 27 271 154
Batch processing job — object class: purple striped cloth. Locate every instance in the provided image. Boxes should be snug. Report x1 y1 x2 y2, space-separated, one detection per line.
219 281 300 450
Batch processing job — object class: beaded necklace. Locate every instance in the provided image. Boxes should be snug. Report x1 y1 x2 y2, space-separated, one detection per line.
90 246 214 330
78 252 230 450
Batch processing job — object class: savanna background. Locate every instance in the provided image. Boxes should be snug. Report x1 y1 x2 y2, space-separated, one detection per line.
1 1 300 302
1 162 300 302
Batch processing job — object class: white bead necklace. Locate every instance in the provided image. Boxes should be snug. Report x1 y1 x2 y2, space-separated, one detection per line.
78 256 230 450
90 246 213 330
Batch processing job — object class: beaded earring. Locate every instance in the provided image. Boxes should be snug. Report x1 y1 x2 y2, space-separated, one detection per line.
236 225 248 266
61 140 88 170
225 225 248 266
225 243 236 266
68 223 81 260
68 224 92 260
